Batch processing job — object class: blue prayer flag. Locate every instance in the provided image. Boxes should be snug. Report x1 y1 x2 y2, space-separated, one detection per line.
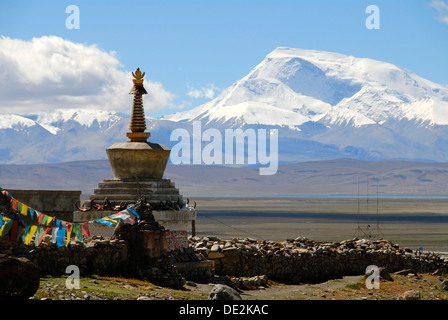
126 207 140 220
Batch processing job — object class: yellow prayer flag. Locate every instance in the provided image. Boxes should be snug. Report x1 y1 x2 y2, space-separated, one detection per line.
20 203 28 216
45 216 54 226
103 217 118 224
24 225 38 245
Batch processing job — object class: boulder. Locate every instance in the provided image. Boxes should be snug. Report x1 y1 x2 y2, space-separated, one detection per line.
379 267 393 282
0 256 40 299
442 279 448 291
208 252 225 259
399 290 420 300
209 284 241 300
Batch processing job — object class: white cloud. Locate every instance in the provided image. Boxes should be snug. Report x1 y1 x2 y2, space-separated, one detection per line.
431 0 448 24
0 35 175 114
187 84 220 99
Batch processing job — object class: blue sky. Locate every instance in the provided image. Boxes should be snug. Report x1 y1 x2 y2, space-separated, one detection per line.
0 0 447 117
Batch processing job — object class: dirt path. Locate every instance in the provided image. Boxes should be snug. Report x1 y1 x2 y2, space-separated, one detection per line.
182 272 448 300
208 275 365 300
182 274 374 300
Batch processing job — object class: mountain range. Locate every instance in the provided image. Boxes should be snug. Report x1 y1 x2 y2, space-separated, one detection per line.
1 47 448 165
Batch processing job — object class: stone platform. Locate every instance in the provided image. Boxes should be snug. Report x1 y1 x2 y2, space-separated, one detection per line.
74 177 196 234
87 178 182 205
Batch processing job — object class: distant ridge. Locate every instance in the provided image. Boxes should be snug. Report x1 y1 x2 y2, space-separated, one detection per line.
1 158 448 198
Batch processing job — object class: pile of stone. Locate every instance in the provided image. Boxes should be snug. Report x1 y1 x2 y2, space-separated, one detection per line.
190 236 403 259
188 236 448 284
0 256 40 299
0 237 12 256
227 274 270 290
11 235 129 276
168 246 202 263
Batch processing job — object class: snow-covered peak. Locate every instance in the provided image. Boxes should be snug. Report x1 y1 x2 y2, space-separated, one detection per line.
166 47 448 128
30 108 123 134
0 114 37 130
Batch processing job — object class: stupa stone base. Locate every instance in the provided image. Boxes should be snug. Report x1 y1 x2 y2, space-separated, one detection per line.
73 178 196 233
88 178 182 204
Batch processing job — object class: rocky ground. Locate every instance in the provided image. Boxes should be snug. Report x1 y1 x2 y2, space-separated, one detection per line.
30 269 448 301
26 236 448 301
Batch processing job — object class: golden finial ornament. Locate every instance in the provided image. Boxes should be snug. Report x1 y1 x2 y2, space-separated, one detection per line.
132 68 145 85
127 67 151 142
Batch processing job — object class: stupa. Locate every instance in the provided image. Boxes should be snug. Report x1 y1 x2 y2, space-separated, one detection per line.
73 68 196 233
107 68 171 180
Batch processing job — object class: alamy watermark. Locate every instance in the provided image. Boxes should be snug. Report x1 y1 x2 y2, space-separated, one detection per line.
365 265 380 289
65 264 80 289
170 121 278 175
66 5 80 29
366 5 380 30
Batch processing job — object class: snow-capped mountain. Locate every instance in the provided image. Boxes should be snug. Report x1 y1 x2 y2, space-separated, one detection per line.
0 109 186 164
1 47 448 165
0 110 130 164
165 47 448 162
166 47 448 128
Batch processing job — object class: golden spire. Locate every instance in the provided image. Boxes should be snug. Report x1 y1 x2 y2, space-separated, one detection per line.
127 68 151 142
132 68 145 84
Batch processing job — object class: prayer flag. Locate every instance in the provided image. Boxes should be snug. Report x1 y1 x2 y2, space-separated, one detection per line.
17 202 21 212
81 222 90 236
21 204 28 215
94 218 115 227
24 225 38 245
34 226 44 246
34 226 51 247
22 224 30 242
103 216 118 224
45 215 53 226
65 222 72 247
52 228 57 244
72 223 83 242
0 216 13 239
127 207 140 220
38 213 44 225
56 227 66 247
9 219 18 242
109 212 130 220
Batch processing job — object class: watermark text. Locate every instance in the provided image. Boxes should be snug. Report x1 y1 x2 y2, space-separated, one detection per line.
170 121 278 175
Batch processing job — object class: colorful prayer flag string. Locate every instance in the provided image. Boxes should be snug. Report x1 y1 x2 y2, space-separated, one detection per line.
0 187 139 248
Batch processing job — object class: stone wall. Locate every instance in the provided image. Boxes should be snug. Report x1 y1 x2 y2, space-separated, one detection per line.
7 237 128 276
1 236 189 288
7 189 81 221
174 261 215 281
189 236 448 284
4 233 447 288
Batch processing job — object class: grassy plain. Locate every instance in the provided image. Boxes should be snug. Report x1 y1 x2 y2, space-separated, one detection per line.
193 197 448 252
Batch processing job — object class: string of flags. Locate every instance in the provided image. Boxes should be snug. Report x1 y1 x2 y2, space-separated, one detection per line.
0 187 141 248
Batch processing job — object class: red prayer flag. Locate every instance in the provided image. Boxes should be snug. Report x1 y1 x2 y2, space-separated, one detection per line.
81 222 90 236
9 219 18 242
